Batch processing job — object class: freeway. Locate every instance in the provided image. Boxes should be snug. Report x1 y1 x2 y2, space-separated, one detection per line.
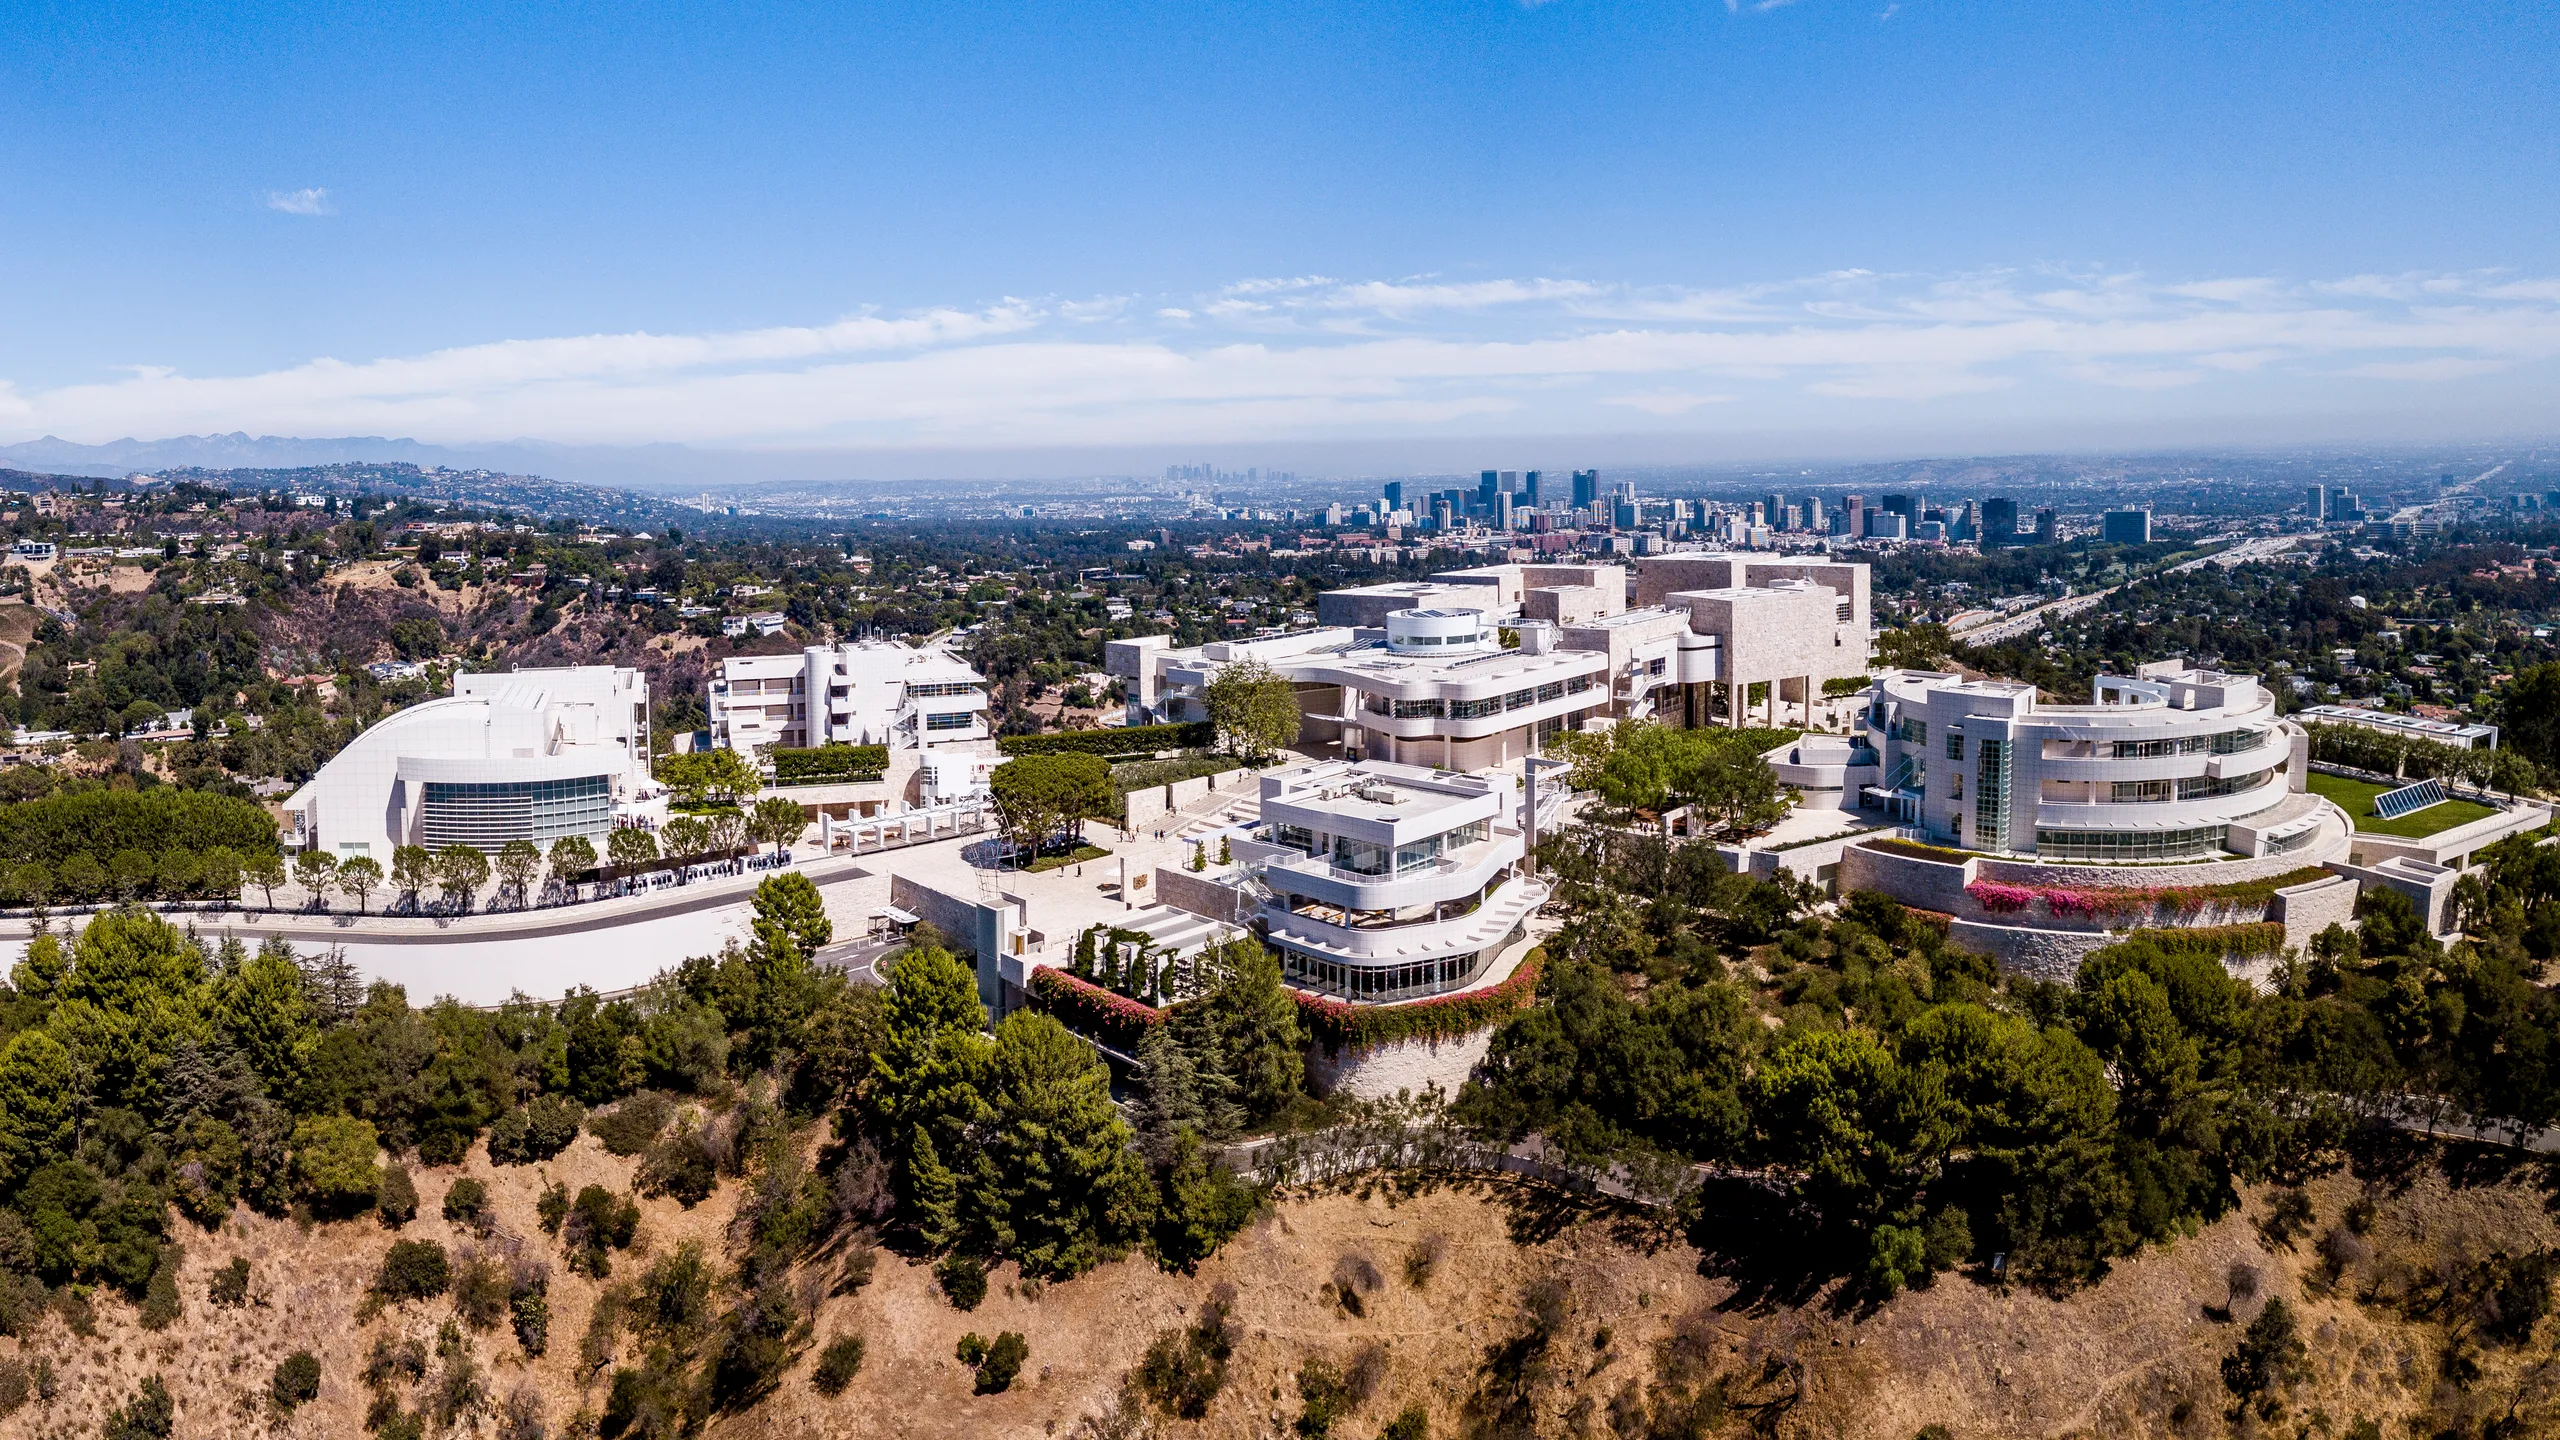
1950 534 2304 647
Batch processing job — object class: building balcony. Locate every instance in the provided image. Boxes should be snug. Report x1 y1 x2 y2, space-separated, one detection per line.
1253 832 1524 911
2030 777 2291 831
1261 873 1545 966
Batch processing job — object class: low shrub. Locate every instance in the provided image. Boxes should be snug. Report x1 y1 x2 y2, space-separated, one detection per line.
488 1095 586 1165
0 1357 29 1420
589 1093 674 1157
271 1352 322 1411
137 1243 182 1330
103 1375 175 1440
936 1254 989 1311
208 1256 250 1308
376 1163 419 1228
535 1181 570 1235
813 1335 866 1396
962 1330 1027 1394
1379 1404 1429 1440
442 1177 491 1231
1404 1234 1447 1289
1135 1294 1234 1419
637 1129 719 1206
565 1186 640 1277
373 1240 451 1304
451 1249 511 1331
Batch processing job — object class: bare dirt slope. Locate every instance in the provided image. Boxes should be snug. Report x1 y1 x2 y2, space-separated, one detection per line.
2 1147 2552 1440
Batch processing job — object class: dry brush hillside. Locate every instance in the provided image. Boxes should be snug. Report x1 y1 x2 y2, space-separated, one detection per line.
4 1131 2557 1440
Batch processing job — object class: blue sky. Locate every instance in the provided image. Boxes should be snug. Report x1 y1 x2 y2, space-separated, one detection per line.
4 0 2558 462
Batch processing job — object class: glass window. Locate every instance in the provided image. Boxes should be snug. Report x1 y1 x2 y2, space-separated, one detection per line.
1332 836 1391 875
1392 698 1444 719
923 711 974 730
1945 733 1964 760
1395 833 1443 872
2110 779 2173 803
2034 825 2230 861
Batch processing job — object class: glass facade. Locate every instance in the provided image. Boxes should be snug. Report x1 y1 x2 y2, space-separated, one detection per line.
2034 824 2231 862
419 774 612 850
1274 942 1492 1001
1972 737 2011 851
2108 728 2268 758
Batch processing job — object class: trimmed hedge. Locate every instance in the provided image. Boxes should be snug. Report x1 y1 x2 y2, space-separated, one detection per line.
0 787 276 867
1861 837 1973 865
2121 921 2289 961
1293 948 1544 1051
1026 966 1167 1052
770 744 888 783
998 721 1214 758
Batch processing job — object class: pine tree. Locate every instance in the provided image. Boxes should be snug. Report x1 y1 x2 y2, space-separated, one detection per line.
966 1011 1155 1278
908 1130 963 1250
0 1028 76 1189
870 938 993 1229
1202 941 1306 1121
1128 1022 1206 1167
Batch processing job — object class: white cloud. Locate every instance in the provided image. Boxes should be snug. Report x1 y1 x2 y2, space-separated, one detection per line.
264 187 332 216
10 267 2560 447
1602 390 1739 415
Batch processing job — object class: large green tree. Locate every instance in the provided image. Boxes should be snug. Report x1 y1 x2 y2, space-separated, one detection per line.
988 752 1113 861
1202 657 1300 761
868 937 993 1241
966 1010 1155 1277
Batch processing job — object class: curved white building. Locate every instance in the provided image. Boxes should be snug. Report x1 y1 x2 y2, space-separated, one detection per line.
1229 759 1543 1002
1863 661 2327 861
282 666 652 859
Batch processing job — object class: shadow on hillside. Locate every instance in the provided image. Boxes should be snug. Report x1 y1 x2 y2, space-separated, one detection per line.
1684 1178 1841 1316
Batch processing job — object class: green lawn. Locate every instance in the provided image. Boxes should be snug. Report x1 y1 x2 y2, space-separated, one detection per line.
2306 771 2499 838
1022 843 1112 874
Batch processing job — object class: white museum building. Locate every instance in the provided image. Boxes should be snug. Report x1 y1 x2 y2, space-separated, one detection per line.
707 639 990 754
1859 661 2337 863
1226 759 1547 1002
280 665 656 858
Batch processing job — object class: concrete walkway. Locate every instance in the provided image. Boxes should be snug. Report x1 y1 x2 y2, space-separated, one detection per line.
0 852 884 1006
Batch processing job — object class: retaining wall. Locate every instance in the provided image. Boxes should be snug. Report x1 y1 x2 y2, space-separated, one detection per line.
1304 1027 1500 1102
1153 865 1251 924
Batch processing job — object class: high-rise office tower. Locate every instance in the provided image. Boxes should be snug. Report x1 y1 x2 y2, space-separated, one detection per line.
1881 493 1913 521
2101 508 2152 545
1499 470 1520 492
1477 471 1499 515
1494 491 1515 530
1982 497 2018 547
1571 470 1600 510
1383 480 1404 512
1804 496 1825 533
1765 493 1786 531
1613 498 1640 530
1844 495 1867 538
1432 498 1454 530
1522 470 1542 506
2305 485 2327 520
2033 507 2058 545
